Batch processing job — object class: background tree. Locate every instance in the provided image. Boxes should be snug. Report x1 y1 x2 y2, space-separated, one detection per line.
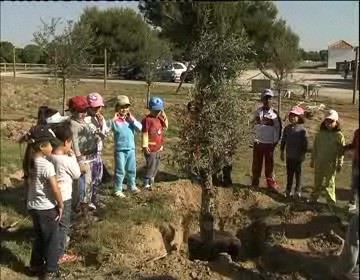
319 50 328 62
138 28 172 107
33 18 94 113
22 44 44 63
14 48 24 63
0 41 15 62
79 7 151 72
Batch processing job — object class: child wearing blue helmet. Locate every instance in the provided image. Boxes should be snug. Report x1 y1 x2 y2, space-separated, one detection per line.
141 96 168 189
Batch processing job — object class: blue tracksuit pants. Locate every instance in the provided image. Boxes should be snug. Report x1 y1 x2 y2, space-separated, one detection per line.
114 149 136 192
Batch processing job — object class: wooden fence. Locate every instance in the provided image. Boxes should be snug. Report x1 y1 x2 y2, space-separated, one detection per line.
0 63 106 72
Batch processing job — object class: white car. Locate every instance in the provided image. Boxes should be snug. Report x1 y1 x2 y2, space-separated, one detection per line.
160 62 188 82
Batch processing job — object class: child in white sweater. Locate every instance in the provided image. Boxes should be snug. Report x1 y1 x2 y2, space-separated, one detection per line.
48 123 81 264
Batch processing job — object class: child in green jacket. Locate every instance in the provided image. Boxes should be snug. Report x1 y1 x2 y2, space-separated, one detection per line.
310 109 345 203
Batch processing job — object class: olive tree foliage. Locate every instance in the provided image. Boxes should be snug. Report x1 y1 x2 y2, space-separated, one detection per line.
139 1 300 99
33 18 94 113
173 12 251 242
139 2 244 92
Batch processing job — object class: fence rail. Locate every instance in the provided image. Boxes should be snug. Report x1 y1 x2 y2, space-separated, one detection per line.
0 63 106 72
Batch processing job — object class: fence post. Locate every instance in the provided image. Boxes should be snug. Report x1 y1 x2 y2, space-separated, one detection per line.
4 63 6 72
12 47 16 81
24 64 27 71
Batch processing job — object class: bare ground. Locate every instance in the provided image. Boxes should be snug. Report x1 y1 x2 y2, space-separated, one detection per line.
0 74 358 279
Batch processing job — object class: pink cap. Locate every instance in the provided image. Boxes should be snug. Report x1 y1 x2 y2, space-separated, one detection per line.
87 92 104 108
289 106 304 116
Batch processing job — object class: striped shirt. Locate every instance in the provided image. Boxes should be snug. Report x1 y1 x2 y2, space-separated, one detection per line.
27 157 57 210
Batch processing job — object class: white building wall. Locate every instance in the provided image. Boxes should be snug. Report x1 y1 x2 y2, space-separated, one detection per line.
328 48 354 69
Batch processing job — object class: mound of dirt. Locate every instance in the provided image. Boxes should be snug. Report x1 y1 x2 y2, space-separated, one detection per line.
131 224 168 262
165 180 201 212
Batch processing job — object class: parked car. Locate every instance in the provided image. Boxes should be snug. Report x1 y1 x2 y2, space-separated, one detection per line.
118 65 145 80
119 63 162 81
159 62 187 82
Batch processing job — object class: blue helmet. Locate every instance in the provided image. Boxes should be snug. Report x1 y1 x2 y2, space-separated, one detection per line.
149 96 164 111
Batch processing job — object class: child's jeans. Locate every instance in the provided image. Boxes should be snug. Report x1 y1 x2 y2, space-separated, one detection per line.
58 199 72 257
350 160 359 205
79 155 97 204
91 154 103 203
114 149 136 192
286 158 303 193
79 164 93 204
29 208 59 273
144 151 161 186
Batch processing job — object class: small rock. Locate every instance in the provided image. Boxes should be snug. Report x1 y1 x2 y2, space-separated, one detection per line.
190 271 197 279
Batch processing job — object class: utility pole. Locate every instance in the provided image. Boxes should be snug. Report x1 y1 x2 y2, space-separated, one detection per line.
353 46 359 105
104 48 107 90
12 47 16 81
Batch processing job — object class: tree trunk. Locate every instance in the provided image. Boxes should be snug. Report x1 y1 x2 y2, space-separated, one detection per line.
276 80 282 115
62 76 66 115
146 82 151 109
199 169 215 245
104 48 107 90
176 60 193 94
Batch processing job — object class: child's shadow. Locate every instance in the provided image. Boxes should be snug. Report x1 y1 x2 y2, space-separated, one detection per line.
101 165 179 185
0 226 33 276
135 167 179 184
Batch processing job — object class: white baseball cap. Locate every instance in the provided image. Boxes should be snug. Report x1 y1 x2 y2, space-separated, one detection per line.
46 112 69 124
261 89 274 99
325 109 339 122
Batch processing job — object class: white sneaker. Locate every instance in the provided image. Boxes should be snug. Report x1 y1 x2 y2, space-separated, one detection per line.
115 191 126 198
130 187 140 193
88 203 97 210
349 203 357 212
144 184 152 190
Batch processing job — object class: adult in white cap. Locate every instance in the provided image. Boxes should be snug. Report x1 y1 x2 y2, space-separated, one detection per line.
37 106 69 125
310 109 345 203
251 89 282 189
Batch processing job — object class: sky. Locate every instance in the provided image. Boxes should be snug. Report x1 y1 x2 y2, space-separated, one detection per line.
1 1 359 51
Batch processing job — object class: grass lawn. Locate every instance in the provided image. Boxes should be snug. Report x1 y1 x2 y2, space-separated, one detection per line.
0 76 358 279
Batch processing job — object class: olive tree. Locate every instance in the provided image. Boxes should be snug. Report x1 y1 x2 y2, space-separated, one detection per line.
174 13 251 252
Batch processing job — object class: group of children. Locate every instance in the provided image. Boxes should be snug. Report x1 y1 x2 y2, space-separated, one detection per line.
253 89 359 212
20 87 358 279
21 93 168 279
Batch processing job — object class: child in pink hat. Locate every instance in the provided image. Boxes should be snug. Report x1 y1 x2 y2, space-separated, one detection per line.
280 106 309 199
85 92 110 209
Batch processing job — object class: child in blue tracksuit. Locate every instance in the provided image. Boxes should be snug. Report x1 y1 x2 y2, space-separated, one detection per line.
110 95 142 198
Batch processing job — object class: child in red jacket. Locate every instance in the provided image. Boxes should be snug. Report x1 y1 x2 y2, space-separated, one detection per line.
141 96 168 189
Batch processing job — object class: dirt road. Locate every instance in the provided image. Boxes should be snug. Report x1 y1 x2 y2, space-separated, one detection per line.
1 69 357 101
